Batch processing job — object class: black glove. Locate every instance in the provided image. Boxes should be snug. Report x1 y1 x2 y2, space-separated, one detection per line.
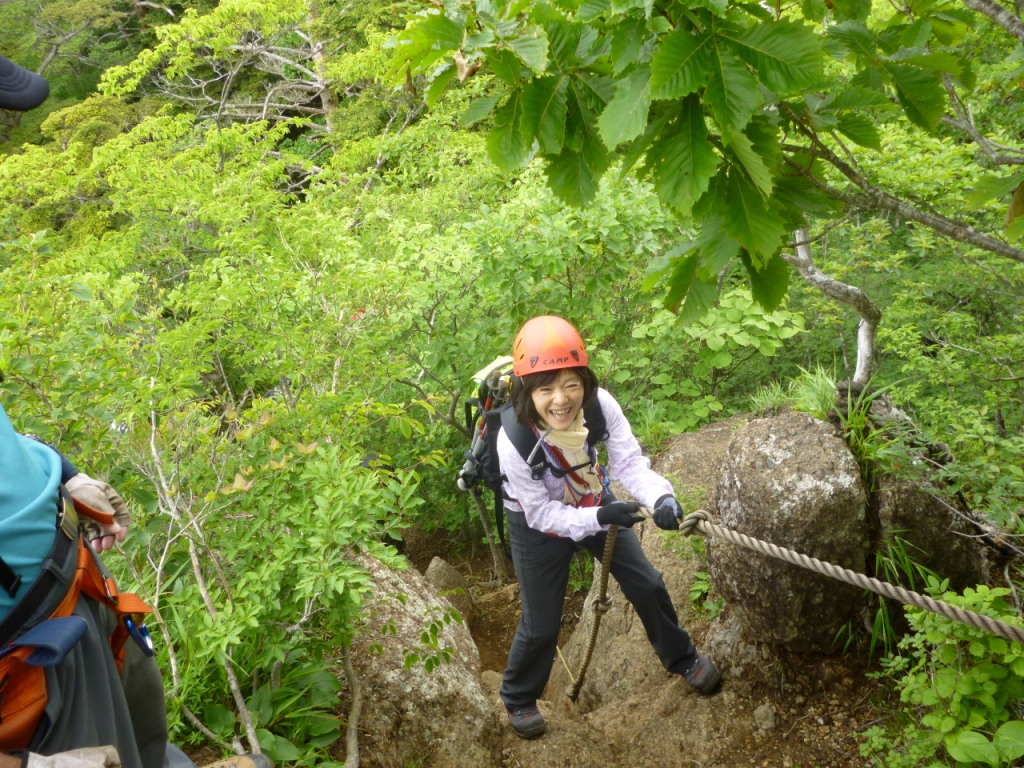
653 494 683 530
596 501 644 528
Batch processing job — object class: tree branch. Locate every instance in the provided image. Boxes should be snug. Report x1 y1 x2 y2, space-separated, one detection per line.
961 0 1024 43
782 122 1024 263
342 645 362 768
783 228 881 387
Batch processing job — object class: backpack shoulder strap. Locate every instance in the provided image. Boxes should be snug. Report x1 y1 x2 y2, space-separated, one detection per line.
499 406 548 480
583 399 607 444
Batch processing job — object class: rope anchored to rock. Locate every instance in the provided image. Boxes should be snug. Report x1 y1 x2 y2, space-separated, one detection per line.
559 507 1024 703
680 510 1024 645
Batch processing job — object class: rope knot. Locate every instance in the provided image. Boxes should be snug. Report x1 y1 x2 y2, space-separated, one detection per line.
679 509 709 537
593 596 612 615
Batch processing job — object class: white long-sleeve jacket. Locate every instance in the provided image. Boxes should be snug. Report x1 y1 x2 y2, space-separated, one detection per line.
497 388 674 542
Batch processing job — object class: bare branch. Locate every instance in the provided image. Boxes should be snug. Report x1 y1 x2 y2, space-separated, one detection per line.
782 122 1024 263
134 0 176 17
961 0 1024 43
783 229 881 387
940 74 1024 165
342 645 362 768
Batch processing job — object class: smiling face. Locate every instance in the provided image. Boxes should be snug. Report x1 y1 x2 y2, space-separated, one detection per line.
529 368 585 431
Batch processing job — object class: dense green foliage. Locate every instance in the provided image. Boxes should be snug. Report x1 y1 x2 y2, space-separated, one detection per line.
1 0 1022 764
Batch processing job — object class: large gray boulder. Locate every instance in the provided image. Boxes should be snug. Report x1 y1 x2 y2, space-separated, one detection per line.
875 476 989 592
346 554 500 768
708 412 871 652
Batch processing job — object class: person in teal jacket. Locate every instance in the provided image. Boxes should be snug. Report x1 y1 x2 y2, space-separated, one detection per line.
0 56 266 768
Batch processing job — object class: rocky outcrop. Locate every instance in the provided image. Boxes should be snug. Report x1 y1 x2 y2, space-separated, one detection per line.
424 555 474 621
345 555 499 768
709 412 871 651
874 477 988 592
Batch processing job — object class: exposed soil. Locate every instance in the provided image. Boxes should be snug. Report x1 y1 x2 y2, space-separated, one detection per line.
402 525 894 768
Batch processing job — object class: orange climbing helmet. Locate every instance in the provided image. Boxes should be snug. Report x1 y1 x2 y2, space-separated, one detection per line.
511 316 589 377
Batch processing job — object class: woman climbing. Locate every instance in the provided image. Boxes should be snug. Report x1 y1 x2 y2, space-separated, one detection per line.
498 315 721 739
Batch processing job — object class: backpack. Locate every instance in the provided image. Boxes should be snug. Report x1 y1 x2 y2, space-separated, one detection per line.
0 488 153 750
457 356 608 556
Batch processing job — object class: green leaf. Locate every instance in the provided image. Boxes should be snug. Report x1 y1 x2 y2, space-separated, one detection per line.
69 283 93 301
429 13 466 50
800 0 828 22
522 75 569 154
391 12 465 77
774 175 841 217
546 19 585 70
508 26 550 73
829 0 872 22
663 251 697 312
1009 215 1024 240
203 703 236 736
460 94 501 127
994 721 1024 762
564 71 613 161
573 71 616 109
828 21 877 59
933 667 959 698
546 146 601 206
966 172 1024 211
618 102 677 178
898 51 968 80
265 735 303 763
647 95 720 214
426 64 457 106
887 63 945 131
598 67 651 148
728 19 823 94
826 85 893 110
578 0 611 22
724 130 773 199
743 253 789 310
611 17 647 76
836 112 881 149
612 0 655 14
722 172 788 260
486 91 532 172
945 730 999 765
679 277 718 323
650 29 713 100
486 48 525 85
704 49 761 133
694 222 741 279
690 0 728 14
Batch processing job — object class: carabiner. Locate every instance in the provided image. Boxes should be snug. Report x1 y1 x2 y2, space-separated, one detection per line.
124 616 154 657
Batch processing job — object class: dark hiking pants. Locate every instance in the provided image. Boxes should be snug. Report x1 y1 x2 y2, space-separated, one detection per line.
500 510 698 708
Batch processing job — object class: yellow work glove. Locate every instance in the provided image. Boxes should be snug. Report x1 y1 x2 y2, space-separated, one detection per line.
64 473 131 553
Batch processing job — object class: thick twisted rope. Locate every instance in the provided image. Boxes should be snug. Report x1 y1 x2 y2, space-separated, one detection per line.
680 510 1024 645
558 507 1024 702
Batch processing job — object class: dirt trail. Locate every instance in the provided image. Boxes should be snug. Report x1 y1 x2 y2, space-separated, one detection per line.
403 528 888 768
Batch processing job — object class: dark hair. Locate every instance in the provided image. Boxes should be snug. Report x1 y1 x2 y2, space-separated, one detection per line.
512 366 599 427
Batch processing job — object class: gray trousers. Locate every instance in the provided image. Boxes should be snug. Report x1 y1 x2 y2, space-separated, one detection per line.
500 510 698 708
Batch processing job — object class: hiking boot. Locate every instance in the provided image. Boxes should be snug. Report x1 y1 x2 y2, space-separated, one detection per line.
684 653 722 695
506 704 547 739
202 755 273 768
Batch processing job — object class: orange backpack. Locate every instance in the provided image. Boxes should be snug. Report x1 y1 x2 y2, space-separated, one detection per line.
0 490 152 749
